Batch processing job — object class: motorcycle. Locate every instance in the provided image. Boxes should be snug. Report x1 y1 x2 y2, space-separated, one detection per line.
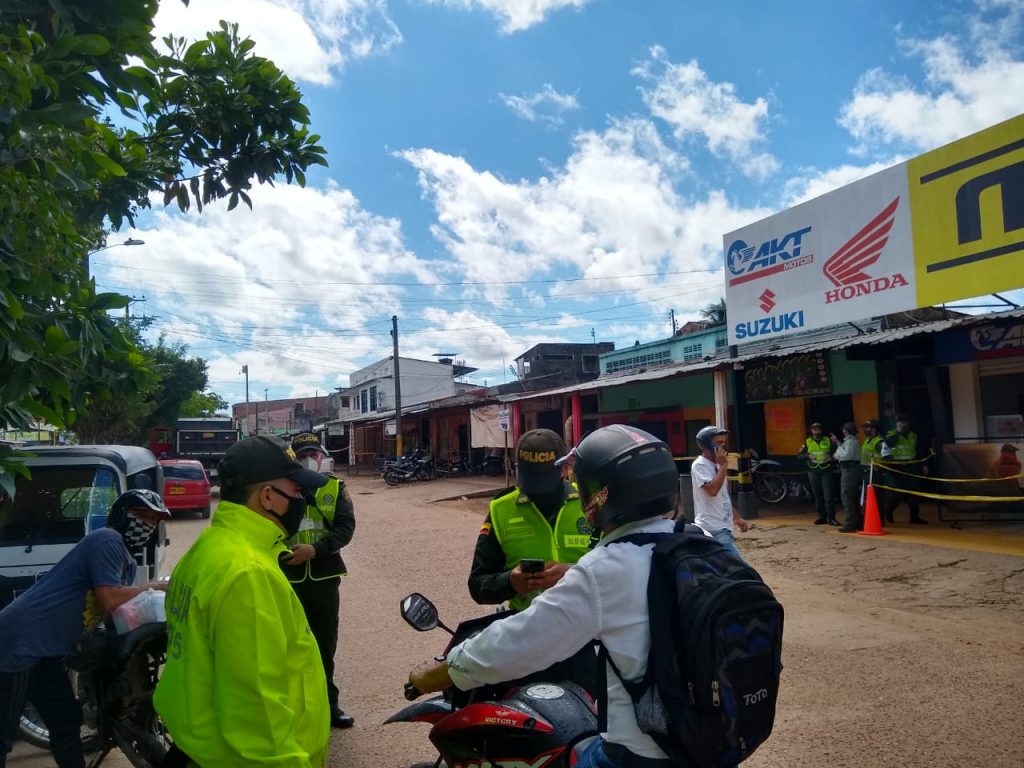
384 449 432 485
479 451 507 478
750 450 814 504
387 593 599 768
18 621 170 768
432 454 474 479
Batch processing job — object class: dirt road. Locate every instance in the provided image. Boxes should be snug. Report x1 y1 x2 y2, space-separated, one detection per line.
10 473 1024 767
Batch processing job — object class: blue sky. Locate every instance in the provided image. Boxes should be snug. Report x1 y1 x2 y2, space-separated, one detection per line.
88 0 1024 406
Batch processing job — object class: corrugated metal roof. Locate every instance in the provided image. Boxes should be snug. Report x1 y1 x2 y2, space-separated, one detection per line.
492 307 1024 402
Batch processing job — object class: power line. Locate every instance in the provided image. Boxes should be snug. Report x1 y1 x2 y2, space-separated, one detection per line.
89 260 723 287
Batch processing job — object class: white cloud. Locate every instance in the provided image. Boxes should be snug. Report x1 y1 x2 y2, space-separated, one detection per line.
93 183 432 397
839 2 1024 151
398 118 767 316
153 0 402 86
500 84 580 125
781 159 904 207
634 46 779 179
425 0 591 33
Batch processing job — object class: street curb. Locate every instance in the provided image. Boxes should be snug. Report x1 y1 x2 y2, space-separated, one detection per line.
432 487 505 502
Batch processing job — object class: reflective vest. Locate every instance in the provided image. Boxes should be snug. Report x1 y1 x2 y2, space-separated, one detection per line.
489 487 592 611
154 501 329 768
804 437 833 470
886 431 918 461
861 435 884 467
281 477 345 583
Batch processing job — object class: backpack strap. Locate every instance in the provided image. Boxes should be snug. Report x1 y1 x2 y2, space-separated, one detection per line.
594 529 682 732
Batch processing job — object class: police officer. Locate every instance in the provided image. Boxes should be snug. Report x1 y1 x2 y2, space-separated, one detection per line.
833 422 863 533
799 422 838 525
468 429 593 611
155 436 331 767
882 414 928 524
859 420 886 524
284 432 357 729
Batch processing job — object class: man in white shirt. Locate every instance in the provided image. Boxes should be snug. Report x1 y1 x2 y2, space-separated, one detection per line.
409 425 680 767
691 425 748 562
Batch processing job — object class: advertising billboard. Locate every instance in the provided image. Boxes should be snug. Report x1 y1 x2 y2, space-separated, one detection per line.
725 114 1024 345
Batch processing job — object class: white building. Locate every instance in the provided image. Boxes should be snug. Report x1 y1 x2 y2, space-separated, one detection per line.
337 356 477 422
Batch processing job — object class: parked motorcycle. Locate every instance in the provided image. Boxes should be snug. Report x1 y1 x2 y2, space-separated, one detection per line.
479 450 507 477
383 449 432 485
388 593 599 768
750 450 814 504
18 621 170 768
432 453 473 479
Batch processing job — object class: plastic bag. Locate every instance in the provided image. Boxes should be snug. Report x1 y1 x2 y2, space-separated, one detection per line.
111 589 166 634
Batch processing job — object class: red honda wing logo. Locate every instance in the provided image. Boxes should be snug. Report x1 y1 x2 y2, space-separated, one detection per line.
822 197 900 287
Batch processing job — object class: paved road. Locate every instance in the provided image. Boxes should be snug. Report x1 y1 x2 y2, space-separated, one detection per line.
10 473 1024 767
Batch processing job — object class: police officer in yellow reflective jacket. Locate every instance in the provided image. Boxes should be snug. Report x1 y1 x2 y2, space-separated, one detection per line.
283 432 356 729
881 414 929 525
154 436 330 768
798 421 839 525
468 429 592 611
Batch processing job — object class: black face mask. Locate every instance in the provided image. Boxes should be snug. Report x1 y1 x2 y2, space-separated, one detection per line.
268 486 308 537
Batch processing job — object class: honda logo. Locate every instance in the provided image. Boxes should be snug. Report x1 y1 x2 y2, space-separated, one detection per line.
822 197 909 303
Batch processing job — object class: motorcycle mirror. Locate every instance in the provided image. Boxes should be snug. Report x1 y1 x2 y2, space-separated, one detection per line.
400 593 440 632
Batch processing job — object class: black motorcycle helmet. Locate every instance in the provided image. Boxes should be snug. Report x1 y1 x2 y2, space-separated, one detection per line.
557 424 678 530
107 489 171 536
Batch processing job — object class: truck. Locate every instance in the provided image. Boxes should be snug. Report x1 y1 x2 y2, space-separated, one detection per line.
148 417 239 479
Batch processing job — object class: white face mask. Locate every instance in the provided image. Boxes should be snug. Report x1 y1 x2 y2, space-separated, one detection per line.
302 456 320 471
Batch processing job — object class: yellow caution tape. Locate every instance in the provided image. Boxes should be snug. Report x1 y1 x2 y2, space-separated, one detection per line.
872 450 935 467
873 460 1024 483
871 483 1024 503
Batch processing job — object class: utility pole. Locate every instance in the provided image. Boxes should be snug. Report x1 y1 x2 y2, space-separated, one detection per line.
670 309 678 335
264 388 269 435
391 315 403 457
242 365 250 436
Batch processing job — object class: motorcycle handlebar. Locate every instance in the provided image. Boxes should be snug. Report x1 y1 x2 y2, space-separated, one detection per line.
404 682 422 701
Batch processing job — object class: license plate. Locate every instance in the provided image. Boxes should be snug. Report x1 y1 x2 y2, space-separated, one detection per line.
169 486 186 494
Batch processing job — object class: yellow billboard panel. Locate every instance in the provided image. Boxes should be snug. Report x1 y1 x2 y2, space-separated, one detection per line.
907 113 1024 306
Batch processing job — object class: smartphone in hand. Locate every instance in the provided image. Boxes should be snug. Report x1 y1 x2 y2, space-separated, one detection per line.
520 558 545 573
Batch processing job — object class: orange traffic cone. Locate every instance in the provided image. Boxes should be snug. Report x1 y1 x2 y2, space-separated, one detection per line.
859 484 887 537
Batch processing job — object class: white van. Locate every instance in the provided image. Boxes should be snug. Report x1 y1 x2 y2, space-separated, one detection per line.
0 445 169 609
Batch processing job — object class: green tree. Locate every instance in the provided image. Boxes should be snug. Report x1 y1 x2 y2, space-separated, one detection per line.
0 0 326 492
72 328 210 444
180 390 229 418
700 298 727 326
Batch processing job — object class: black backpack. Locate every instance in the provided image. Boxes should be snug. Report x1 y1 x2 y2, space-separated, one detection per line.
600 525 784 766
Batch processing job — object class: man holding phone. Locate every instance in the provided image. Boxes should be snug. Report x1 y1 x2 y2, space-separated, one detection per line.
691 425 749 562
468 429 592 611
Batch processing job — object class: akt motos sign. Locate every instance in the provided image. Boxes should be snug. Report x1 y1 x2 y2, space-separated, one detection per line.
725 113 1024 345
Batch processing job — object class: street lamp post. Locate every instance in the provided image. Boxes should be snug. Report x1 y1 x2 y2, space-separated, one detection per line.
81 237 145 277
241 365 250 436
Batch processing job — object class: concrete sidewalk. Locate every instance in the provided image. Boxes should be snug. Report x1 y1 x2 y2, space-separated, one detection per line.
750 500 1024 557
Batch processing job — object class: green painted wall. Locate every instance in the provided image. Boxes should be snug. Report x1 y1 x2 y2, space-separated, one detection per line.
828 351 877 394
601 373 715 411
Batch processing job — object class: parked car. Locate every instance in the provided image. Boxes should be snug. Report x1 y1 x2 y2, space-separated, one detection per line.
0 445 169 609
159 459 212 519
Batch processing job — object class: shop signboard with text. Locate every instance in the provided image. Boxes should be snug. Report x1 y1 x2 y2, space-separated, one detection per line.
725 114 1024 345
